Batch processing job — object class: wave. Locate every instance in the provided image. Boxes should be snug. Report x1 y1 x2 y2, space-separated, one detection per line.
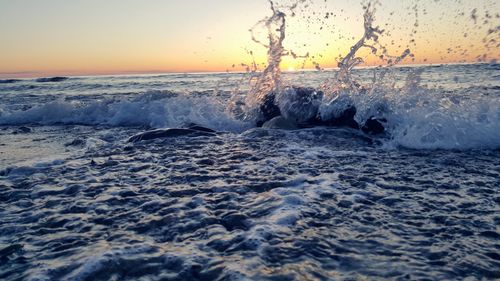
35 77 70 83
387 95 500 150
0 79 21 84
368 88 500 150
0 76 71 84
0 86 499 150
0 91 251 133
272 85 500 150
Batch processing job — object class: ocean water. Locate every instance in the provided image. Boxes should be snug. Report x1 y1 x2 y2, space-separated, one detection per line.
0 64 499 280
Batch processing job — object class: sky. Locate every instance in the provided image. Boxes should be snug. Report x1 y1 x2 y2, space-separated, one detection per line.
0 0 498 78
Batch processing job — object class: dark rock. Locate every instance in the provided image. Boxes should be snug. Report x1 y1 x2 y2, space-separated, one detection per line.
258 86 323 126
316 106 359 129
35 77 69 83
128 128 216 142
256 86 357 129
362 117 386 135
278 86 323 123
254 86 387 135
183 123 216 133
258 92 281 127
262 116 298 130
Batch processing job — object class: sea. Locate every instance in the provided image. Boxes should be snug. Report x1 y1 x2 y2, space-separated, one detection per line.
0 63 499 280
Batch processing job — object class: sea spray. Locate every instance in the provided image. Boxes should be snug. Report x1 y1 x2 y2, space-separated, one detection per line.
241 0 309 124
236 0 417 127
315 1 500 149
318 1 384 125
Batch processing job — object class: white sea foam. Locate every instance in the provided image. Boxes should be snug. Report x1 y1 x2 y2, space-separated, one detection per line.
315 82 500 150
380 87 499 150
0 92 251 133
0 86 498 150
387 86 500 149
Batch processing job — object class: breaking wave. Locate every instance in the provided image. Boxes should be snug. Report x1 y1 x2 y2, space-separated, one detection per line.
0 85 498 150
0 91 251 133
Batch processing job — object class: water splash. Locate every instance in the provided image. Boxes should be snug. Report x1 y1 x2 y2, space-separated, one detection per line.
319 2 386 124
335 2 384 87
316 1 421 126
242 0 308 123
226 0 499 149
314 1 500 149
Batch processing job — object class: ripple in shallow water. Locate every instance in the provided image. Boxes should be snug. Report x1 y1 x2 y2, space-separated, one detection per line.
0 127 499 280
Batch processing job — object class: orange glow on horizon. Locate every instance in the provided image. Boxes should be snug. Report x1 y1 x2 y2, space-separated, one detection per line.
0 0 497 79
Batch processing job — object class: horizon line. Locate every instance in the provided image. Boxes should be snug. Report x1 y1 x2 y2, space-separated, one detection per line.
0 61 494 79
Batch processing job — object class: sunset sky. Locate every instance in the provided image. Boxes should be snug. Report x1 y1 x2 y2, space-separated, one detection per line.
0 0 498 78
